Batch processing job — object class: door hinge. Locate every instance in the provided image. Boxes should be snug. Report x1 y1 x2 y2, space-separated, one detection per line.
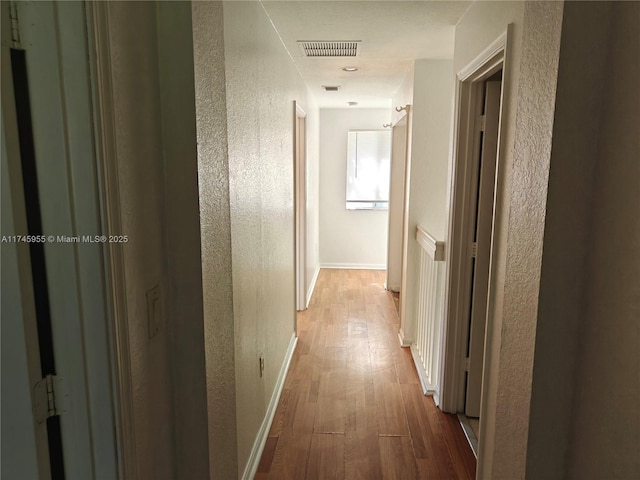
471 242 478 258
464 357 470 372
9 1 21 48
479 114 486 132
33 374 61 423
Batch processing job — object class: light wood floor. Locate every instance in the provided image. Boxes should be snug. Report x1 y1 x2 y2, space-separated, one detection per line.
256 269 476 479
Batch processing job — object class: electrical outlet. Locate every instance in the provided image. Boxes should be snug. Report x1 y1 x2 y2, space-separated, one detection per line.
259 356 265 378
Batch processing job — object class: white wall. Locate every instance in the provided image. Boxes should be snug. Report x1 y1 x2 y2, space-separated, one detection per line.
525 2 615 477
319 108 391 269
221 1 320 475
399 60 454 343
392 68 414 124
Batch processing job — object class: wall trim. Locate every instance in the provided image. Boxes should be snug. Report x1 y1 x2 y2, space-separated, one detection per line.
410 344 435 395
397 329 411 347
416 225 445 261
87 3 137 478
320 263 386 270
306 265 320 308
242 333 298 480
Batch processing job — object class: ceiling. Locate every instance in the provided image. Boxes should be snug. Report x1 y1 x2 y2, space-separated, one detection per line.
261 1 472 108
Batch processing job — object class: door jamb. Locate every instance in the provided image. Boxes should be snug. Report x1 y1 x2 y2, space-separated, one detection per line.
396 105 413 347
439 27 512 463
87 3 137 478
294 102 307 316
385 111 408 295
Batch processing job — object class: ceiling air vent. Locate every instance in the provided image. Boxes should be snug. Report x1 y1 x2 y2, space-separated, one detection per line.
298 41 361 57
323 86 340 92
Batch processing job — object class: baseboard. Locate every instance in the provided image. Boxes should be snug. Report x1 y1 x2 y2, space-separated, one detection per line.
320 263 386 270
397 328 411 347
242 333 298 480
306 265 320 308
457 414 479 458
387 284 401 292
410 344 436 395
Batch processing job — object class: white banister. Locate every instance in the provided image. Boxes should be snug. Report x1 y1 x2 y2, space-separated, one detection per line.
411 226 445 395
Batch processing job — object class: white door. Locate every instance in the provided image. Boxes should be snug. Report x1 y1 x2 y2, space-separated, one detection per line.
1 2 119 478
1 37 52 478
386 115 408 293
465 79 502 417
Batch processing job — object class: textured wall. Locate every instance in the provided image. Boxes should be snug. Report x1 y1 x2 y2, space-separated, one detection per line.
401 60 453 343
319 108 391 268
489 2 563 478
191 2 239 478
222 1 320 474
526 2 612 477
566 2 640 478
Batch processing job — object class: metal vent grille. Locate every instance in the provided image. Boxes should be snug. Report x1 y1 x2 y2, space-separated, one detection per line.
298 41 361 57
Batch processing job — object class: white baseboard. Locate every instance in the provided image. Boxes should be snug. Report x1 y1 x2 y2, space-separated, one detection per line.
242 333 298 480
320 263 386 270
410 344 436 396
397 328 411 347
306 265 320 308
386 284 401 292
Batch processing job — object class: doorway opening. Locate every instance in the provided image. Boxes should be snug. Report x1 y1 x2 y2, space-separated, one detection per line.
439 29 511 462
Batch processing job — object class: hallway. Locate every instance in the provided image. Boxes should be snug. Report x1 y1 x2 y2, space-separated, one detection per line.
256 269 476 479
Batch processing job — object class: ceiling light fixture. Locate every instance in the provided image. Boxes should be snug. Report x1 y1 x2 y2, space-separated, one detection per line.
342 66 358 72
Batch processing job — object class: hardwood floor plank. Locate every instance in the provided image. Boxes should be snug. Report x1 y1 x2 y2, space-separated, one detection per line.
315 372 346 433
307 433 345 480
345 430 383 480
267 427 312 480
395 348 420 385
375 382 410 436
379 436 419 480
370 348 399 384
345 383 377 433
346 340 373 384
256 436 279 473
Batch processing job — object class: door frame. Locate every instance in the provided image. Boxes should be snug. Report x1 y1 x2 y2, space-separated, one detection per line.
385 111 409 294
294 102 307 314
396 105 413 346
87 3 137 478
439 26 512 457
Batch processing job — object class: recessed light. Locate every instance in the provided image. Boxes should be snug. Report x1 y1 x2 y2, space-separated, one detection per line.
348 101 358 107
342 66 359 72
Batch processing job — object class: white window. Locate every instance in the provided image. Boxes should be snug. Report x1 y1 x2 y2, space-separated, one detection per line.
345 130 391 210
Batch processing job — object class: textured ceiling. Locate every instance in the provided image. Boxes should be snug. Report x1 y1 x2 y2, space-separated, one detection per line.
261 1 472 108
